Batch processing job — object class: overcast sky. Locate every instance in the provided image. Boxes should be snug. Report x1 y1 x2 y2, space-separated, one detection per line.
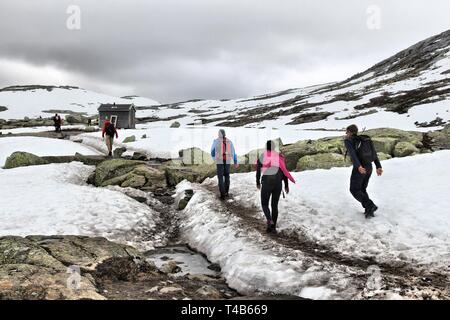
0 0 449 103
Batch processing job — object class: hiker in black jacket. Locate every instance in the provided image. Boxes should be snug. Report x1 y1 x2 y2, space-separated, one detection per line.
344 125 383 218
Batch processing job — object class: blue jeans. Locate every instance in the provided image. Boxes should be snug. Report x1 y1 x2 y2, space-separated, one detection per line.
216 164 230 196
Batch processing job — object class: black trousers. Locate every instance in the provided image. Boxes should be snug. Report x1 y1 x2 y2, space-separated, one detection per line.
350 165 375 210
261 180 282 226
216 164 230 196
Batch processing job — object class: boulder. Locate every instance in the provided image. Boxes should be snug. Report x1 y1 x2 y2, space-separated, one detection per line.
0 264 103 300
296 153 350 171
83 126 97 133
141 134 147 139
3 152 49 169
0 236 66 271
371 137 398 156
131 152 148 161
281 137 344 171
442 124 450 134
24 235 141 271
121 174 147 188
0 235 142 300
428 127 450 150
122 135 136 143
94 159 144 186
377 152 392 161
164 163 217 187
170 121 181 128
113 147 127 158
393 142 420 157
365 128 423 147
243 148 264 165
98 164 166 190
179 147 214 165
65 114 89 124
132 165 166 189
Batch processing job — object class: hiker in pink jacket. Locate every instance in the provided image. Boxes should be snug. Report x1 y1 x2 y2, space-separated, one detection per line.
256 140 296 233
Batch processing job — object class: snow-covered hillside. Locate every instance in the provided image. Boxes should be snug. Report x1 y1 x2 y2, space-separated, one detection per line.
0 85 159 120
135 30 450 131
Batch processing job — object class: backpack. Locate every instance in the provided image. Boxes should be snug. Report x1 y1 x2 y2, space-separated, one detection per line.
105 122 115 137
354 135 377 165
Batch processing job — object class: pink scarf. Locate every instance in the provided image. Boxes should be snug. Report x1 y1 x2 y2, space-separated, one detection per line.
260 150 296 183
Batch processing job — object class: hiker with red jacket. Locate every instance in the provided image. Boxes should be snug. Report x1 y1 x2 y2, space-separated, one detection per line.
256 140 295 233
102 117 118 157
211 129 238 200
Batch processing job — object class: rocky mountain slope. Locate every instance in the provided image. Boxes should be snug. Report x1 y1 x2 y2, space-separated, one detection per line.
140 29 450 131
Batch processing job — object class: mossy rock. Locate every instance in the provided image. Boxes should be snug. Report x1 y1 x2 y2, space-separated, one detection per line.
3 152 49 169
377 152 392 161
296 153 351 171
170 121 181 128
371 137 398 156
99 164 166 189
122 135 136 143
393 141 420 157
179 147 214 165
281 137 344 171
94 159 144 186
365 128 423 147
121 174 146 188
164 163 217 187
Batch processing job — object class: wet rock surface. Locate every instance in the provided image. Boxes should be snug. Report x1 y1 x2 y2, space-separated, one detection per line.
0 236 244 300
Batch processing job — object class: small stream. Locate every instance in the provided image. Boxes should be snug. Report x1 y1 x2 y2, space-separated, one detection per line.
144 245 221 278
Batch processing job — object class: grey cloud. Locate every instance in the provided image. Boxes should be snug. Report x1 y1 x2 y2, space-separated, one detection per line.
0 0 449 102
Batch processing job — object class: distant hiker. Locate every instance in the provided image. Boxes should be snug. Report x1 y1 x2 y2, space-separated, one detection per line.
344 124 383 218
87 118 92 127
53 113 62 132
210 129 238 200
256 140 295 233
102 117 118 157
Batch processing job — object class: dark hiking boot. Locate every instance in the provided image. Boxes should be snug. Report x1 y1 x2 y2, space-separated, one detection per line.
365 205 378 219
266 220 275 233
219 194 226 201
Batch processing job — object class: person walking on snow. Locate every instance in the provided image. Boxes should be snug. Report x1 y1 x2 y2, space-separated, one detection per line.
102 116 118 157
53 113 62 132
256 140 295 233
344 124 383 218
211 129 238 200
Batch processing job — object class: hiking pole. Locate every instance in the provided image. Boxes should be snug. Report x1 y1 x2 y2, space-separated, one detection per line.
282 190 285 199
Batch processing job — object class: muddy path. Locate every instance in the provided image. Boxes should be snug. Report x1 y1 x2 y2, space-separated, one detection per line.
201 182 450 299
